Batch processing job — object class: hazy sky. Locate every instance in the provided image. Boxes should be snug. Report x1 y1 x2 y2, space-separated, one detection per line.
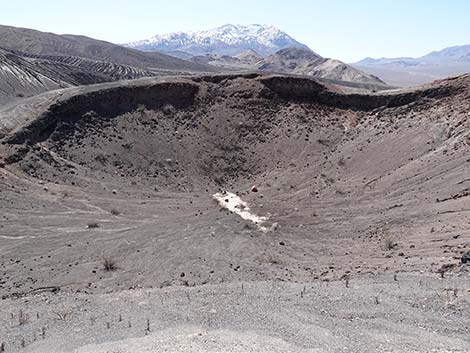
1 0 469 62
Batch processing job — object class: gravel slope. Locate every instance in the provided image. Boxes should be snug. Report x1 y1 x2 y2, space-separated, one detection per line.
1 274 469 352
1 73 470 352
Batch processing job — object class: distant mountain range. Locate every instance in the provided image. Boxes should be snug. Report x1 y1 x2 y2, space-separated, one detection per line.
0 24 218 104
125 24 388 89
423 44 470 61
189 47 388 90
0 24 215 73
353 44 470 86
0 47 160 104
256 47 386 87
0 23 392 104
0 22 468 104
124 24 310 56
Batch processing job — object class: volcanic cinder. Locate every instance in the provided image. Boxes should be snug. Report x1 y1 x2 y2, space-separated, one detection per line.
0 73 469 352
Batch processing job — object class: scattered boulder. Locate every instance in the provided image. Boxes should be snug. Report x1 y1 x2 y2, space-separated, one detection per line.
461 252 470 264
251 185 258 193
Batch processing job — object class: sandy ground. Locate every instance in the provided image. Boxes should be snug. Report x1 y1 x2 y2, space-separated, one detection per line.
1 274 469 353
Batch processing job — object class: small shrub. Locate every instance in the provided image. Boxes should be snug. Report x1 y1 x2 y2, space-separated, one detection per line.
82 110 98 119
161 104 175 116
87 222 100 229
136 104 146 113
243 222 255 230
102 257 117 271
146 318 150 332
94 154 108 165
383 237 396 251
52 310 71 321
18 310 29 326
296 114 308 123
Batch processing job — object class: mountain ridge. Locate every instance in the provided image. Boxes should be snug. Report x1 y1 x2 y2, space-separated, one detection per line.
354 43 470 86
0 24 216 72
189 47 388 89
124 24 310 56
0 46 160 104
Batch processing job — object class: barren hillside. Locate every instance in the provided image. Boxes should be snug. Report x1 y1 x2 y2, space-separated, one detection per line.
0 73 469 352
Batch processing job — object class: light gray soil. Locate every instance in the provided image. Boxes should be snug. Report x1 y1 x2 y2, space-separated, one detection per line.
1 274 469 353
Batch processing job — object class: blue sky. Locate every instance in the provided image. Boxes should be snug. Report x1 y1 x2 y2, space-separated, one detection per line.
1 0 469 62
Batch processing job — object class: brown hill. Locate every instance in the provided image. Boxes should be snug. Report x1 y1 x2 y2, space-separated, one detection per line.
257 47 388 89
0 47 159 104
0 24 217 72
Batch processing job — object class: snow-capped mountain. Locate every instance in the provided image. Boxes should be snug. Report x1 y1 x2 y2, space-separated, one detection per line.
124 24 310 56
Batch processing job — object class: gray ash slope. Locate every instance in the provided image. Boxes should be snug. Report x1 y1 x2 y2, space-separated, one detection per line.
1 73 470 299
0 48 68 103
0 24 220 104
0 47 158 104
0 24 216 72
